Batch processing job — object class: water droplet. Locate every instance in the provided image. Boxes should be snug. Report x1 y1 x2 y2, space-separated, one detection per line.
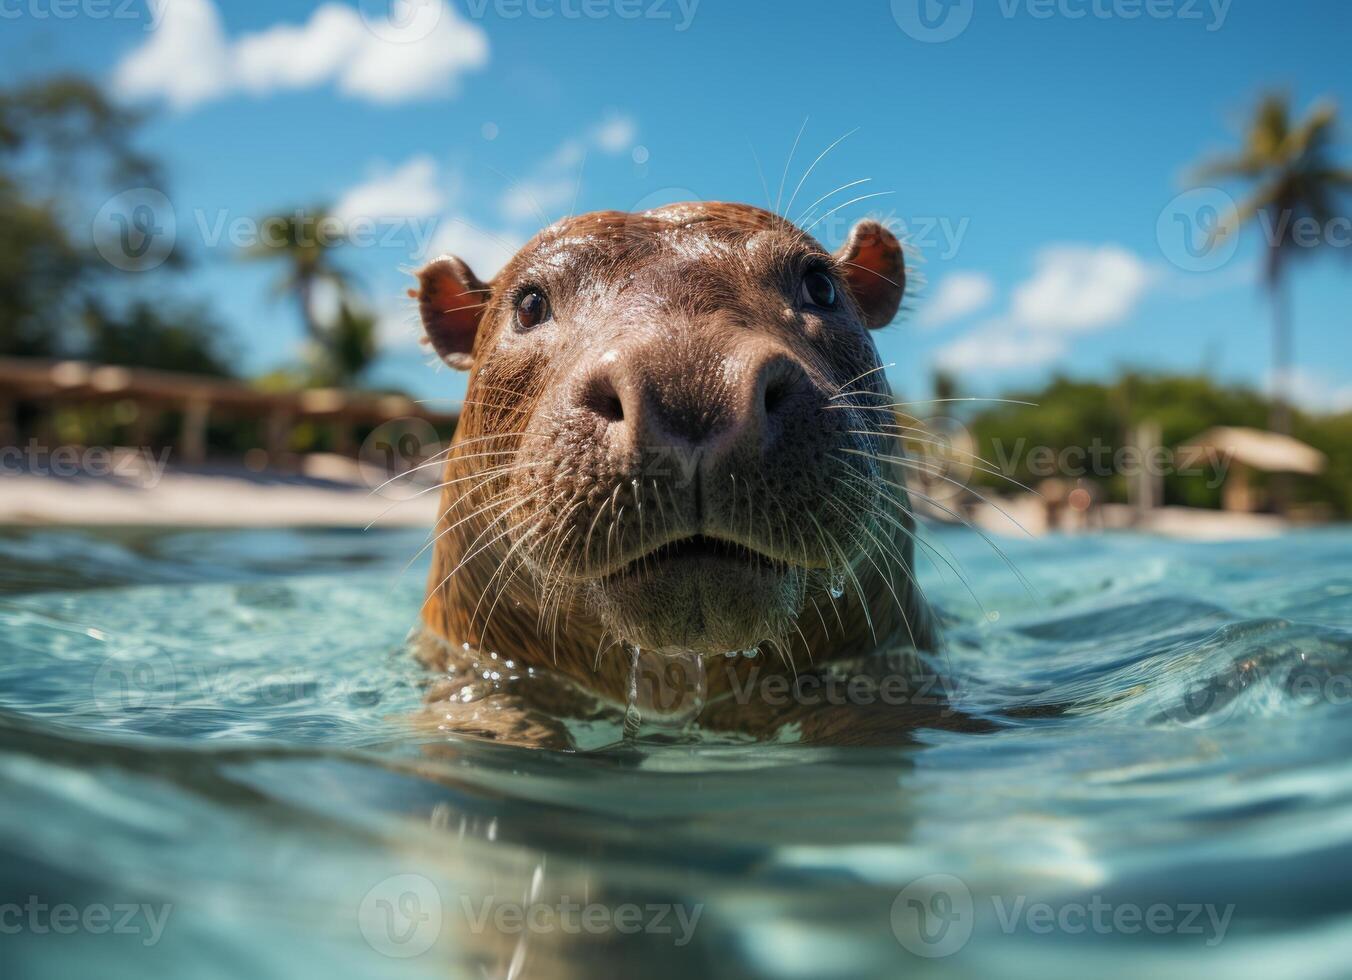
623 645 642 740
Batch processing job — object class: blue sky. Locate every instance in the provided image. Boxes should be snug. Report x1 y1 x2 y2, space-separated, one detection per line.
6 0 1351 409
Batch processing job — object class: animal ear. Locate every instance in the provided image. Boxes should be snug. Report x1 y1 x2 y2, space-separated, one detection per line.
410 255 491 370
833 219 905 329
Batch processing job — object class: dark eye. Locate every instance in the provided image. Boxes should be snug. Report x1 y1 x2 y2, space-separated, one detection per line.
514 289 550 331
800 268 837 309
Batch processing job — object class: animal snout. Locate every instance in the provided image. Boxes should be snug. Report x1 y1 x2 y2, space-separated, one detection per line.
573 346 814 463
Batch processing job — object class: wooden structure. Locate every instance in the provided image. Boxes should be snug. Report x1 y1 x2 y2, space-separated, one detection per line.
1183 425 1327 513
0 357 459 466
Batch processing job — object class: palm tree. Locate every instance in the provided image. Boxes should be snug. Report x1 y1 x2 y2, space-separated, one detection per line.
322 300 378 387
243 206 352 348
1195 94 1351 435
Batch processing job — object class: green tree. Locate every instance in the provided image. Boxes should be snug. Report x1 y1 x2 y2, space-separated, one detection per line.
0 76 164 357
315 300 378 387
1195 94 1352 434
79 299 235 378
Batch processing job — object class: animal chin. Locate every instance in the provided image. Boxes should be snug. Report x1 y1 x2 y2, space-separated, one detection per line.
587 534 802 654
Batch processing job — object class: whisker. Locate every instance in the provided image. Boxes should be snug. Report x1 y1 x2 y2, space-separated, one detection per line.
784 127 859 221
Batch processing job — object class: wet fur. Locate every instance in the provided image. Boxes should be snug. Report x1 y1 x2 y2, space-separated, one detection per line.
416 204 947 745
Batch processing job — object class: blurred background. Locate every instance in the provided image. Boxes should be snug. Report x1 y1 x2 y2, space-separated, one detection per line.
1 0 1349 532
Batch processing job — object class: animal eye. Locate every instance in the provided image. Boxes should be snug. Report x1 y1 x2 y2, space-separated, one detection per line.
799 268 837 309
514 289 550 332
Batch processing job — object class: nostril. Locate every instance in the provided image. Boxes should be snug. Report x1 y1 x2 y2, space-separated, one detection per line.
581 375 626 423
599 392 625 423
763 378 791 417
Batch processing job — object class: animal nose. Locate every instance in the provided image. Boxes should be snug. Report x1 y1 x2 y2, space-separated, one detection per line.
575 348 810 458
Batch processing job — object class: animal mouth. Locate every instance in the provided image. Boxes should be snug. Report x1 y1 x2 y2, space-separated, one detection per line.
609 534 780 579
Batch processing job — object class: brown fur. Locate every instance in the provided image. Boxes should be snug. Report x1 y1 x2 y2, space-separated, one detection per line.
412 203 954 746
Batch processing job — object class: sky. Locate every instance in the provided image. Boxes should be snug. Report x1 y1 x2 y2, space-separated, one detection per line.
5 0 1351 410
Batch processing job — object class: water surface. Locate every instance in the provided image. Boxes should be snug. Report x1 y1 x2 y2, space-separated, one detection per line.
3 524 1352 978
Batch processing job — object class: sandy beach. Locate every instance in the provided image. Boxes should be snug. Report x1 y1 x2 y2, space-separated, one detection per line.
0 455 440 527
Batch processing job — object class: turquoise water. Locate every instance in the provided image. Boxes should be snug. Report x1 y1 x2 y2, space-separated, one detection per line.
3 525 1352 978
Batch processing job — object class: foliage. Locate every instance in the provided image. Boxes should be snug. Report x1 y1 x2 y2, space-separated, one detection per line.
79 300 236 378
0 76 232 374
242 207 382 386
961 372 1351 515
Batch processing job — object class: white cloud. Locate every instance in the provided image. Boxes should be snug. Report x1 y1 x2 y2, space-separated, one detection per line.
935 326 1066 373
1010 244 1153 334
113 0 233 109
497 114 638 224
933 244 1155 373
918 272 994 329
426 218 524 281
1273 368 1352 415
500 178 577 223
332 155 447 224
114 0 488 110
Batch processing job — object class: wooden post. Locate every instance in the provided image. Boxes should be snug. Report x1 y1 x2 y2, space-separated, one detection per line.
129 404 160 452
332 418 355 457
1223 462 1253 513
179 397 210 467
265 407 294 467
0 395 14 449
